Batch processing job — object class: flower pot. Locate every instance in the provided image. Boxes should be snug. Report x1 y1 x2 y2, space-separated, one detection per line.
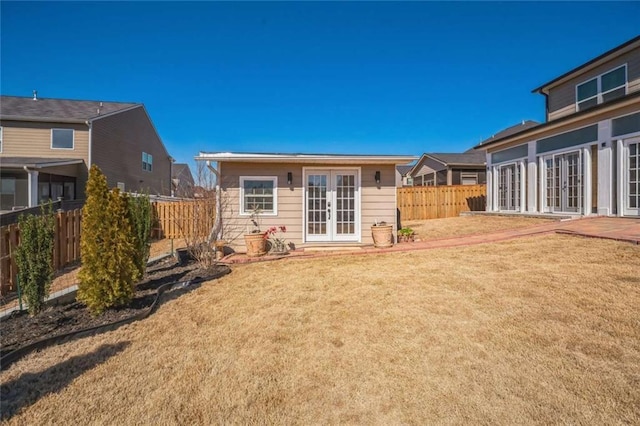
371 225 393 248
175 248 194 265
244 233 267 257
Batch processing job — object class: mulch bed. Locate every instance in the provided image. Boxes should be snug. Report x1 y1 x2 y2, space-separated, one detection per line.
0 257 226 357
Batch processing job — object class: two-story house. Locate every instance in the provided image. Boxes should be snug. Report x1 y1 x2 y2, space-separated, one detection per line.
478 35 640 217
0 94 173 211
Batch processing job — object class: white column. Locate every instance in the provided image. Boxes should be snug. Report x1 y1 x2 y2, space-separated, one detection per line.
26 169 39 207
583 146 592 216
485 151 493 211
539 156 546 213
527 142 537 212
597 120 612 215
520 160 526 212
617 139 624 217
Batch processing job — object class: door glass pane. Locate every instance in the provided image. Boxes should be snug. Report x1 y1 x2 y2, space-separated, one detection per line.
335 173 356 235
307 174 327 236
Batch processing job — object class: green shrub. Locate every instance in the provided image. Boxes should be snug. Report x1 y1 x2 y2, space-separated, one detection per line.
14 202 55 315
128 194 152 279
78 166 137 315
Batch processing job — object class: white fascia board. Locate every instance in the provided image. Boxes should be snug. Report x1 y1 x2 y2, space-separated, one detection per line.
195 152 417 165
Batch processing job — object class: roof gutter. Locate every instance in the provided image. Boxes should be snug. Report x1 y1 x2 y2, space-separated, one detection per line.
0 115 86 124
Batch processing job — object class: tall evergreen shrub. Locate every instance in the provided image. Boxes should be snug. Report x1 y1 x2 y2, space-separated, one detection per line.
128 194 152 279
78 166 137 315
15 203 55 315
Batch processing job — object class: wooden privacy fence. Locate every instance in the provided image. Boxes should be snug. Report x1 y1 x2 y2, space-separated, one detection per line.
152 200 216 239
1 209 82 295
0 200 216 295
397 184 487 221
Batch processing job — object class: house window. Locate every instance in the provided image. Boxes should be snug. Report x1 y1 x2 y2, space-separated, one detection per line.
51 129 74 149
461 173 478 185
142 152 153 172
576 65 626 111
240 176 277 215
0 126 3 152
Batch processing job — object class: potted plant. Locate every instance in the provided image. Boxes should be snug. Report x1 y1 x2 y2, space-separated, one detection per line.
398 227 415 243
265 226 288 255
371 220 393 248
244 207 267 257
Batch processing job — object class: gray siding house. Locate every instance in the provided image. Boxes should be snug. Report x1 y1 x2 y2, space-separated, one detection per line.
409 151 487 186
0 94 173 211
479 35 640 217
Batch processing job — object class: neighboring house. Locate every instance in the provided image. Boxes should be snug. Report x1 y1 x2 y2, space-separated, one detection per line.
0 94 172 211
195 152 416 251
478 35 640 217
395 164 414 187
172 163 195 198
409 151 487 186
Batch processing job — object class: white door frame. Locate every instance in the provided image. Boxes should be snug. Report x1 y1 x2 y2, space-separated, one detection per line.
542 150 583 214
302 167 361 243
621 137 640 216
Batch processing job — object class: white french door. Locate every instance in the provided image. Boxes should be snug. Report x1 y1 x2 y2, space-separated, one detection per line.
543 150 583 213
623 138 640 216
498 163 520 211
305 169 359 242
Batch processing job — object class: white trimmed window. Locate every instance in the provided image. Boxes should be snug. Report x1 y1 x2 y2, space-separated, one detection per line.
576 65 627 111
142 152 153 172
240 176 277 215
51 128 74 149
461 173 478 185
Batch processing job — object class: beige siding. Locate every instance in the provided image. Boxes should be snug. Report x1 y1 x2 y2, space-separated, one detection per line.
548 48 640 121
91 107 172 195
0 121 89 160
219 162 397 252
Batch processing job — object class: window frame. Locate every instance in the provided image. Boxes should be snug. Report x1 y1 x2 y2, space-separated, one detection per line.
239 176 278 216
0 126 3 152
575 64 627 111
142 152 153 172
51 128 75 150
460 172 479 185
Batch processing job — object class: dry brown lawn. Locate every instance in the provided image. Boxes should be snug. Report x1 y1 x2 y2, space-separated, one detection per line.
1 234 639 424
404 215 554 240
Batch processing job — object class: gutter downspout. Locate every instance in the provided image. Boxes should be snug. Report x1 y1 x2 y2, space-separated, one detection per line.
205 160 222 243
85 120 92 168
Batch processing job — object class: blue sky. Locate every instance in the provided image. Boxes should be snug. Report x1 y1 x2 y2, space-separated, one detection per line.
2 2 639 171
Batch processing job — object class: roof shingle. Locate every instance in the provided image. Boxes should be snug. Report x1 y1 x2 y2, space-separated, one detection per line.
0 95 139 121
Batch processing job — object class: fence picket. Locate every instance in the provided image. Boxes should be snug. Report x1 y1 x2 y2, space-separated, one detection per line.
397 184 486 222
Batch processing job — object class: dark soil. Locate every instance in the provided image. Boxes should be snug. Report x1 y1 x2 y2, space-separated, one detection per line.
0 257 226 357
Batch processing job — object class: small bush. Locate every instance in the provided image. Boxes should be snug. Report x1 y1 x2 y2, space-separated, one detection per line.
14 202 55 315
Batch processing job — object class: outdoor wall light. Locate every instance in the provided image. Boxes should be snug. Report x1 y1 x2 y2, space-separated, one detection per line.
287 172 293 185
375 171 381 184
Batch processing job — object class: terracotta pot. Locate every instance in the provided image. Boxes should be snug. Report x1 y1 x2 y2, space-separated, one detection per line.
371 225 393 248
244 233 267 257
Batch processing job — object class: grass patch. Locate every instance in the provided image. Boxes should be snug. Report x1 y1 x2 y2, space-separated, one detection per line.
1 234 638 424
404 215 553 239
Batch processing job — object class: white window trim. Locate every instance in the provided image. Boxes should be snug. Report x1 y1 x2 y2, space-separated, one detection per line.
0 126 3 153
51 128 75 150
142 152 153 172
575 64 627 111
460 172 478 185
239 176 278 216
